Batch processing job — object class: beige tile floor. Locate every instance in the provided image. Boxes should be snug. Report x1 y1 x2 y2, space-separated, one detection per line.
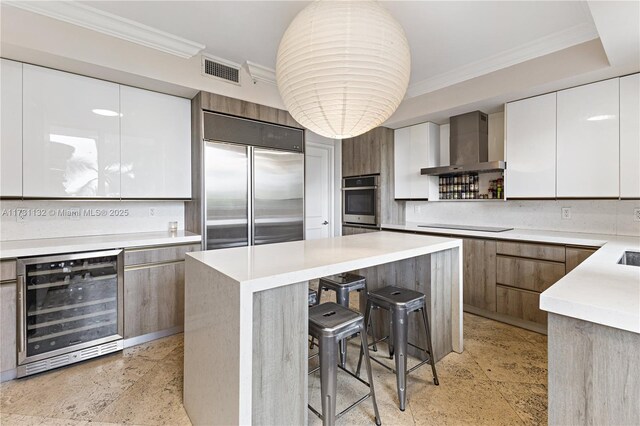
1 309 547 426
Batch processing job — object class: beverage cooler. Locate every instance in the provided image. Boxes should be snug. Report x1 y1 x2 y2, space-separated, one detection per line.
16 250 124 377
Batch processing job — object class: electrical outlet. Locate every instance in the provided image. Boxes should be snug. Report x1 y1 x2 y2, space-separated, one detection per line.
561 207 572 220
634 208 640 222
149 208 155 217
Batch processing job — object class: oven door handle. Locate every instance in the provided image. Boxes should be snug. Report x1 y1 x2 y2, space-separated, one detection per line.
342 186 377 191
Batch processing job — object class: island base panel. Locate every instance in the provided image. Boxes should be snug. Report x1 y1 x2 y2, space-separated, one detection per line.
183 257 242 426
548 313 640 425
356 248 460 362
252 281 308 425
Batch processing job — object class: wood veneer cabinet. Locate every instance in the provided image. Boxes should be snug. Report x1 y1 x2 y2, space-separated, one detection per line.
565 247 596 273
342 225 379 235
342 128 383 177
495 241 566 327
463 238 497 312
124 243 200 339
0 260 17 377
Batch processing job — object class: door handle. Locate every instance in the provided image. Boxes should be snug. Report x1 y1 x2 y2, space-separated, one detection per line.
322 221 329 225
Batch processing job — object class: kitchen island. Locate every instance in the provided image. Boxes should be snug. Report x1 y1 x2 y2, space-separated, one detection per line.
183 231 463 425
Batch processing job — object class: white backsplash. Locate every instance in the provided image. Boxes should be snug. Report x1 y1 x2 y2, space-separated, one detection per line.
0 200 185 241
405 199 640 237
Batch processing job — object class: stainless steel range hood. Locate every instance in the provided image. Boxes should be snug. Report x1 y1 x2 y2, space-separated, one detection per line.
421 111 506 175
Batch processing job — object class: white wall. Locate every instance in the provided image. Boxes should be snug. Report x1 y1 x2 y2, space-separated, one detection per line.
0 6 286 107
405 199 640 237
0 200 184 241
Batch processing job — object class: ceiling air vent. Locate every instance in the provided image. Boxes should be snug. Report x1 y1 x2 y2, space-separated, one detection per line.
202 55 241 85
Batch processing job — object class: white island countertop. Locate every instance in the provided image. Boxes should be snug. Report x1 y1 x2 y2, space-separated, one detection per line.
187 231 462 292
383 222 640 334
0 230 202 259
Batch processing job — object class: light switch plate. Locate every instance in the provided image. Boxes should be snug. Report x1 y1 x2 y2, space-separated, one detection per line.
561 207 572 220
634 208 640 222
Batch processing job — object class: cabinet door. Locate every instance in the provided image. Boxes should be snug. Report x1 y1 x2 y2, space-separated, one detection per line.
124 262 185 338
1 59 22 197
463 238 497 311
22 65 120 197
394 123 438 200
620 74 640 198
496 286 546 325
342 128 381 177
505 93 556 198
0 281 17 373
394 126 412 199
557 78 620 198
121 86 191 198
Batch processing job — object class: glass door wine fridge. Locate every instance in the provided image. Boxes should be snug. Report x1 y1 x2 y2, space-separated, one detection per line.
16 250 124 377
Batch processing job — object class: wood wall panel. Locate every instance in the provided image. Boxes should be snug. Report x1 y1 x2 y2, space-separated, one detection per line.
199 92 302 129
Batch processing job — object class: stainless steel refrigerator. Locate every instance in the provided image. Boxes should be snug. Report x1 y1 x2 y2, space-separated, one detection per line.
203 112 304 250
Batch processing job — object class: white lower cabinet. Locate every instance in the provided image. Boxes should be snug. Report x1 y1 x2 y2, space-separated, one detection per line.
22 64 121 198
620 73 640 199
120 86 191 199
556 78 620 198
394 122 439 200
1 59 23 197
505 92 556 198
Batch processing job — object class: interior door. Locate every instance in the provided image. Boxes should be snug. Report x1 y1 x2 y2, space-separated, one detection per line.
205 142 249 250
253 148 304 245
305 145 331 240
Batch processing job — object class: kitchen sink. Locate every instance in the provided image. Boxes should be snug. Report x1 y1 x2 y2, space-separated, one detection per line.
618 251 640 266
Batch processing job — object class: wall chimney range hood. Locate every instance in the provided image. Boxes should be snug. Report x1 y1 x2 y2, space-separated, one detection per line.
421 111 506 176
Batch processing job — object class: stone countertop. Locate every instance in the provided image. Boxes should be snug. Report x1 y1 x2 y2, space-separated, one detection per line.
0 230 202 259
186 231 462 292
383 222 640 334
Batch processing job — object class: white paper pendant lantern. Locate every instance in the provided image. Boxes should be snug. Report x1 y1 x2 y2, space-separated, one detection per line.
276 0 411 139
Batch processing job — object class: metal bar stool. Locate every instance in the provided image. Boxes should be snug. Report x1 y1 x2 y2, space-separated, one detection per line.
356 286 439 411
318 273 369 368
309 289 318 307
308 302 382 426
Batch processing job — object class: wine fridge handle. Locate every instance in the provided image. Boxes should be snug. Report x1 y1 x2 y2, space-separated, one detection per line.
17 275 25 356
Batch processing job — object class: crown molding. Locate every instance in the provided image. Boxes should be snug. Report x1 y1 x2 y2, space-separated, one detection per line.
245 61 276 85
406 22 600 98
5 0 205 59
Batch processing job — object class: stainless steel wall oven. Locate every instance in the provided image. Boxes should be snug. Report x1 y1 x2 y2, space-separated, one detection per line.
16 250 124 377
342 175 380 226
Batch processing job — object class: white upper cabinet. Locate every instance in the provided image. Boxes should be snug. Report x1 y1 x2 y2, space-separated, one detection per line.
620 73 640 199
505 93 556 198
120 86 191 198
557 78 620 198
22 65 121 198
394 122 439 199
1 59 23 197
